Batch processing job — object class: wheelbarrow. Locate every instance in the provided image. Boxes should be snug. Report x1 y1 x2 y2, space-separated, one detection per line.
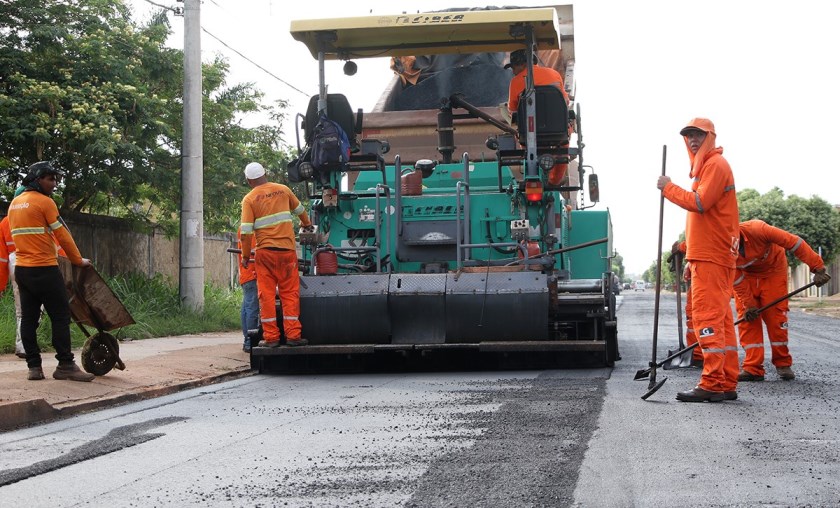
58 258 134 376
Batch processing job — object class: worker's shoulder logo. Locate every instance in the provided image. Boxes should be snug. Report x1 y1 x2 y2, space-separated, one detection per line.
699 327 715 338
8 202 30 210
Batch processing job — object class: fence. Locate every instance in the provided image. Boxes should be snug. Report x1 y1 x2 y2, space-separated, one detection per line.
1 205 238 289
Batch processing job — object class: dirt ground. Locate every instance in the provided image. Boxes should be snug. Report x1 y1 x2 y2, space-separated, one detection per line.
788 293 840 319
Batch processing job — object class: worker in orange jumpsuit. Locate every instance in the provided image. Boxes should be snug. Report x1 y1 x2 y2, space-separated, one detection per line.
240 162 312 347
237 227 259 353
657 118 740 402
0 212 25 358
9 162 93 382
506 49 571 186
734 220 830 382
671 240 703 366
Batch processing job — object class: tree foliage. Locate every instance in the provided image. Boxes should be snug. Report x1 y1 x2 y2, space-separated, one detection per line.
0 0 291 234
738 187 840 265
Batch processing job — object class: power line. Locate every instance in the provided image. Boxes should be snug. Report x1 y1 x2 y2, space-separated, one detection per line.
200 27 308 97
136 1 309 98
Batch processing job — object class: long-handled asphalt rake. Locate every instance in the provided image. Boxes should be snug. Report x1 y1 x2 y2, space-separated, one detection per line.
635 280 817 381
663 251 693 370
641 145 669 400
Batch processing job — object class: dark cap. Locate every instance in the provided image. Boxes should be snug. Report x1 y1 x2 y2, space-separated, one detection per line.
504 49 527 70
22 161 65 185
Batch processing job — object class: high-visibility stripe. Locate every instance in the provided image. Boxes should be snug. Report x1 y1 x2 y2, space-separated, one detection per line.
49 220 63 231
705 348 726 354
770 341 788 346
241 223 254 234
694 192 704 213
0 257 7 263
283 315 298 321
11 227 48 236
742 343 763 350
725 345 739 352
261 317 277 323
789 238 803 253
292 203 305 215
254 212 292 229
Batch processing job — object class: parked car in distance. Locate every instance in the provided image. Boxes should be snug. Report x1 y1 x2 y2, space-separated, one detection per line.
634 280 646 291
623 282 631 290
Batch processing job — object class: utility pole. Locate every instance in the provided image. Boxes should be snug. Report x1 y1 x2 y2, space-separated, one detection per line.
180 0 204 311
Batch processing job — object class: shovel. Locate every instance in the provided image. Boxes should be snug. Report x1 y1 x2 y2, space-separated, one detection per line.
634 280 817 381
641 145 668 400
663 252 693 370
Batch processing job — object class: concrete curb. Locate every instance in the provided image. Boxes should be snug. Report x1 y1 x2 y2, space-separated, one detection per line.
0 367 255 433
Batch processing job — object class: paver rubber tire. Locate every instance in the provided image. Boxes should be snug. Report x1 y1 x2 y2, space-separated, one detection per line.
81 332 119 376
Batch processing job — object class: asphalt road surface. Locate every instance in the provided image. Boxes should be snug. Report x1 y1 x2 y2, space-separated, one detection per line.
1 291 838 507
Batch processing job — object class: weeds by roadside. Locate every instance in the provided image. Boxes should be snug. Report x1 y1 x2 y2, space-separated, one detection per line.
0 273 241 355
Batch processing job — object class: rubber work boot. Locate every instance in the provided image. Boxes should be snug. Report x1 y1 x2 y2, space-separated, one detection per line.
257 340 281 348
776 366 796 381
676 386 725 402
53 363 95 382
28 367 45 381
690 358 704 368
286 338 308 347
723 391 738 401
737 370 765 382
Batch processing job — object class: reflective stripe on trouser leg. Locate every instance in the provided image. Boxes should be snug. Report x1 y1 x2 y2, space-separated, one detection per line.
275 249 302 340
255 249 283 342
684 283 703 361
735 286 766 377
761 271 792 368
691 261 737 392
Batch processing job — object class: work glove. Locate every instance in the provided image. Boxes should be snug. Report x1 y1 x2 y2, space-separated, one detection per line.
744 307 761 322
813 268 831 287
671 241 682 256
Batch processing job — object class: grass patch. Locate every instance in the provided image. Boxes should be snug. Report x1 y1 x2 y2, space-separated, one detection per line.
0 273 242 355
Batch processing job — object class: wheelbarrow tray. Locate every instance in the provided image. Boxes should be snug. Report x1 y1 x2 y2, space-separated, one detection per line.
58 258 135 331
58 258 134 375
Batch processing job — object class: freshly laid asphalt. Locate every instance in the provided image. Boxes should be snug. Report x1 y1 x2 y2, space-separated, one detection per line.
0 331 254 432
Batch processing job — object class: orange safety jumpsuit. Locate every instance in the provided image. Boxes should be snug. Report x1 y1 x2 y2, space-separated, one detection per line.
237 228 257 286
0 216 14 289
240 182 311 343
662 118 740 393
675 241 703 363
733 220 824 376
508 65 572 186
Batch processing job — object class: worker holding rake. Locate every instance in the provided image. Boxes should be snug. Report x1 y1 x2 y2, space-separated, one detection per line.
734 220 830 382
657 118 740 402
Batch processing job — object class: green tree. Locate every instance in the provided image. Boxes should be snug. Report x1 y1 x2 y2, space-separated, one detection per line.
611 250 626 282
0 1 291 234
737 188 840 266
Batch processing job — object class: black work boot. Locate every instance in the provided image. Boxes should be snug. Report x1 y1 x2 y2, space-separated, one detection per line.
53 362 95 382
28 366 45 381
676 386 725 402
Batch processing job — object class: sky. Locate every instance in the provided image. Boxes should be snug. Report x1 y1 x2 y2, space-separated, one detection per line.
127 0 840 276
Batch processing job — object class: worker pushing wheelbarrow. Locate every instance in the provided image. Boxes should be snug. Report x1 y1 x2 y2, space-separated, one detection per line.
58 258 134 376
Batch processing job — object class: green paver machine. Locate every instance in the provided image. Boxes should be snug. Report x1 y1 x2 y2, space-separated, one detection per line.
252 5 618 371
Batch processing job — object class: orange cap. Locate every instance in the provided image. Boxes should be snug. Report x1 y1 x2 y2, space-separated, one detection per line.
679 118 716 136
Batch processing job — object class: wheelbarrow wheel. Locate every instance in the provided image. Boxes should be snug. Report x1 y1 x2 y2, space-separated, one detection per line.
81 332 120 376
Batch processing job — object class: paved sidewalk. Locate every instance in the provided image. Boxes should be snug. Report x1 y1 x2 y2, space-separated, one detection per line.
0 332 254 432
